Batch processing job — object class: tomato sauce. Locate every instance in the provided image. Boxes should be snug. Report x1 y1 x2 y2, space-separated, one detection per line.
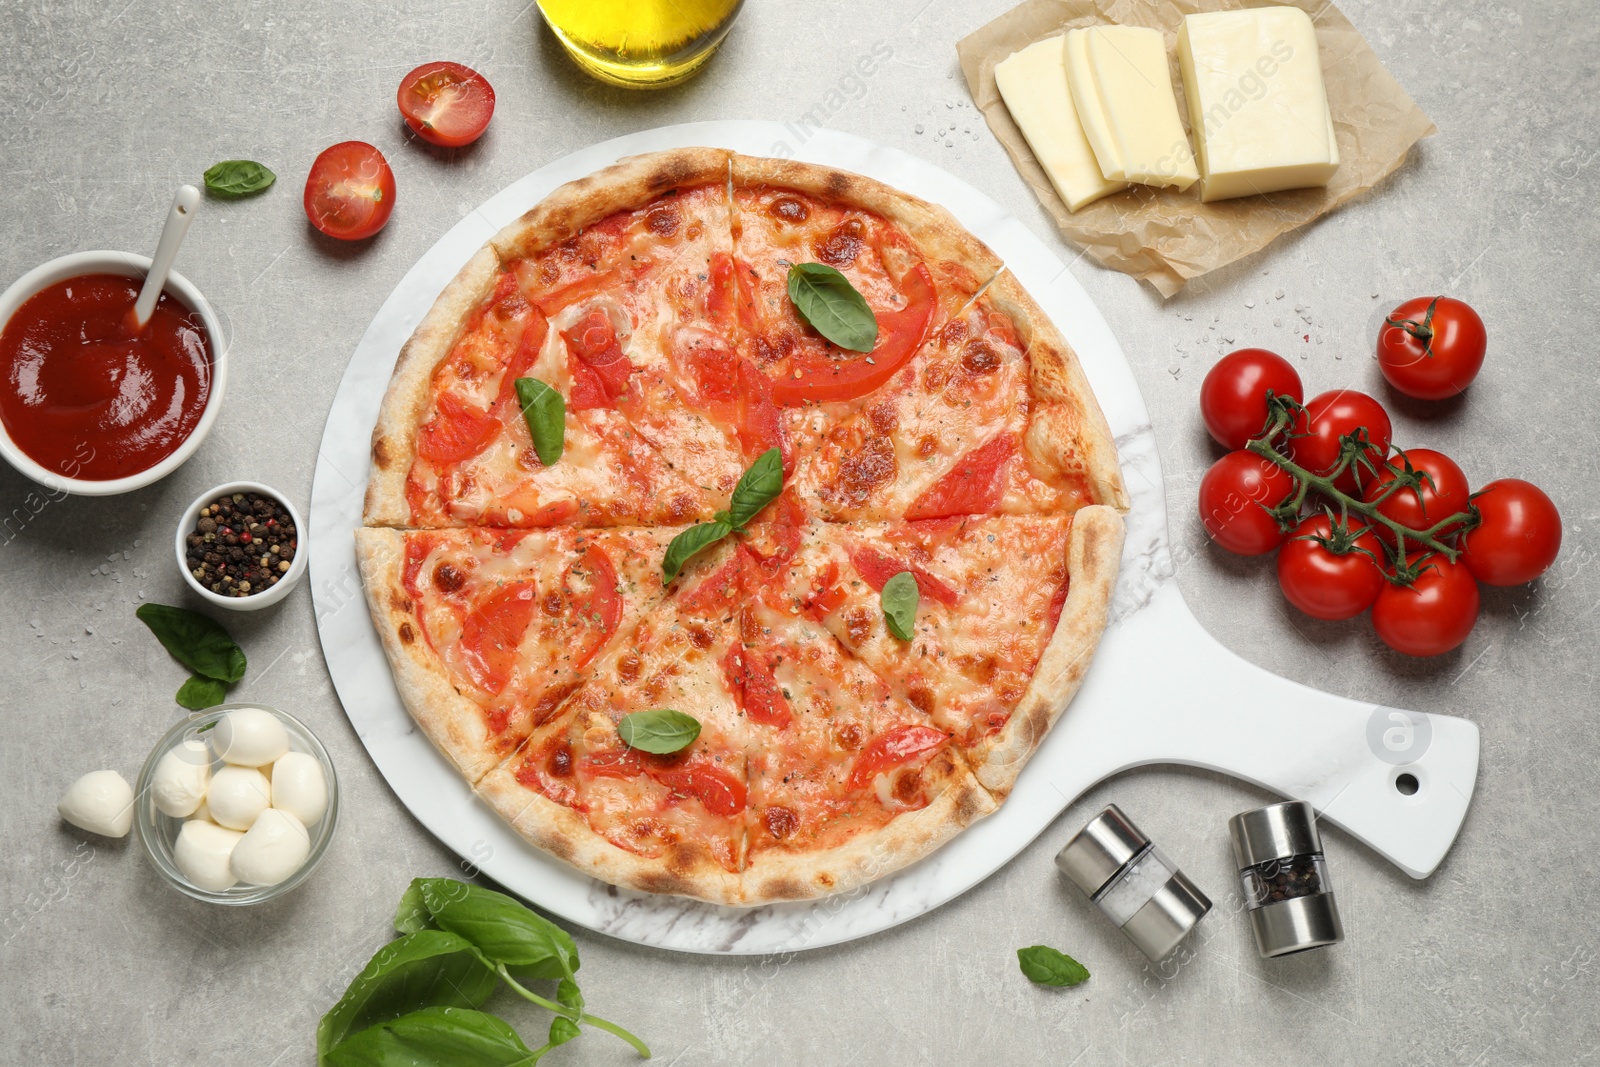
0 273 212 480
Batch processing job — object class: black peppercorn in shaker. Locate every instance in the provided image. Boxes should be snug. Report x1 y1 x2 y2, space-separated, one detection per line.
1228 800 1344 957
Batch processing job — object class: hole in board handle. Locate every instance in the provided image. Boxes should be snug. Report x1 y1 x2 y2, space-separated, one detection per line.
1395 773 1420 796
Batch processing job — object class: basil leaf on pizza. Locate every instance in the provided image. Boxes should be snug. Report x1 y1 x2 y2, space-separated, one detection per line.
514 377 564 467
787 262 878 352
881 571 919 641
726 447 783 528
1016 945 1090 987
618 709 702 754
662 520 732 583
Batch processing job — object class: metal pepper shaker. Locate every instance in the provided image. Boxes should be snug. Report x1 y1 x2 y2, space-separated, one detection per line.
1056 805 1212 962
1228 800 1344 957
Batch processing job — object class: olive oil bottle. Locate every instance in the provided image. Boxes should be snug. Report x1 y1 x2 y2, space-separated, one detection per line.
537 0 744 89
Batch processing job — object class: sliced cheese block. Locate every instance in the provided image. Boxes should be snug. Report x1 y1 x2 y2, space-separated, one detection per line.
1073 25 1200 190
995 36 1126 212
1178 7 1340 202
1063 29 1123 181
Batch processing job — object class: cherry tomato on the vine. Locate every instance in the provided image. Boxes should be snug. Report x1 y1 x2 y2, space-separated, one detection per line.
1372 553 1480 657
1200 348 1303 450
304 141 396 240
1291 389 1392 496
1362 448 1472 548
1377 296 1486 400
1459 478 1562 586
1276 515 1386 621
1198 450 1296 556
398 62 496 148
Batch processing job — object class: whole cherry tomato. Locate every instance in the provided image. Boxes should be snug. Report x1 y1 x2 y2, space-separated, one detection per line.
1276 514 1386 621
304 141 396 240
1362 448 1472 548
1372 552 1480 657
1200 348 1304 450
1459 479 1562 586
397 62 496 148
1377 296 1487 400
1291 390 1392 496
1198 450 1296 556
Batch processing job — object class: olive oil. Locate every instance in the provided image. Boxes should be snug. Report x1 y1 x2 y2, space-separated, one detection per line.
537 0 744 89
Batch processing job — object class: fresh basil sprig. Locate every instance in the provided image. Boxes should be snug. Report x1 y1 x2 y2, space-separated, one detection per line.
881 571 919 641
787 262 878 353
320 878 648 1065
136 603 246 709
514 377 564 467
662 447 783 583
203 159 276 199
1016 945 1090 987
618 709 702 754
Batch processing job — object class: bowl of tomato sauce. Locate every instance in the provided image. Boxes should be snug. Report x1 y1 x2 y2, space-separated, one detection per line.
0 251 227 495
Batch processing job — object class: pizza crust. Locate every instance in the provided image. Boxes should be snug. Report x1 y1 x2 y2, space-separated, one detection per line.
354 527 512 783
984 271 1129 512
475 758 743 906
962 504 1125 798
364 246 501 527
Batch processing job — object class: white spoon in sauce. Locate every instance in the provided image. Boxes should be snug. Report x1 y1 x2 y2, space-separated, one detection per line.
128 184 201 334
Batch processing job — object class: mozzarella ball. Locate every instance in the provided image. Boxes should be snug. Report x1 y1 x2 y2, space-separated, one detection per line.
151 739 213 818
206 765 271 830
229 809 310 886
190 796 212 824
213 708 289 768
57 770 134 838
268 752 328 826
174 820 243 891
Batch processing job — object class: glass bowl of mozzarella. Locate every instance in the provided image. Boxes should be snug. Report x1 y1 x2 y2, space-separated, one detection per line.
134 704 339 904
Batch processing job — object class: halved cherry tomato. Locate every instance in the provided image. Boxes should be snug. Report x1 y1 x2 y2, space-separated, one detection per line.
846 725 949 792
846 545 959 607
1200 348 1303 450
416 391 500 465
905 432 1017 521
460 581 538 694
652 761 747 816
561 309 634 404
1460 479 1562 586
304 141 396 240
1292 390 1392 496
565 545 621 671
771 263 936 406
1276 515 1386 620
1372 553 1480 657
397 62 496 148
1362 449 1472 547
1377 296 1486 400
1198 450 1296 556
722 646 792 728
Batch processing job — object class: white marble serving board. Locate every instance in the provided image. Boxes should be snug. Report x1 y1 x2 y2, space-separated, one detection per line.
308 121 1479 955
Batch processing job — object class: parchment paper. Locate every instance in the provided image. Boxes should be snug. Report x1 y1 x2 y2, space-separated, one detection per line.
958 0 1436 296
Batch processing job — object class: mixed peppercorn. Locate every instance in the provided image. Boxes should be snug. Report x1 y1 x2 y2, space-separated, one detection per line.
185 492 297 597
1245 854 1324 906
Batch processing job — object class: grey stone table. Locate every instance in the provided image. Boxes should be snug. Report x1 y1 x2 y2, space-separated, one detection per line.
4 2 1596 1063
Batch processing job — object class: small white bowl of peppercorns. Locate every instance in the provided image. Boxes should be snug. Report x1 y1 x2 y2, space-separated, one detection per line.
175 481 307 611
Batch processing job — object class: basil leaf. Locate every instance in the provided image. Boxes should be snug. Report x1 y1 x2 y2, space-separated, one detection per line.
514 377 564 467
416 879 580 977
548 1014 581 1049
136 603 246 682
324 1007 534 1067
881 571 919 641
1016 945 1090 987
547 977 583 1047
662 520 731 584
175 675 228 710
618 709 701 754
203 159 276 199
317 931 498 1060
726 447 783 528
394 879 436 935
786 262 878 353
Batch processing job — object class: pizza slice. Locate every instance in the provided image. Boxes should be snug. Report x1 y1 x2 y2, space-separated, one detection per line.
354 523 708 782
730 508 997 902
754 504 1125 797
475 545 750 903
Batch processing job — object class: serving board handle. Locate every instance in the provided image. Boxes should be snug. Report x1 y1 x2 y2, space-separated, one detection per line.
1047 582 1479 879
